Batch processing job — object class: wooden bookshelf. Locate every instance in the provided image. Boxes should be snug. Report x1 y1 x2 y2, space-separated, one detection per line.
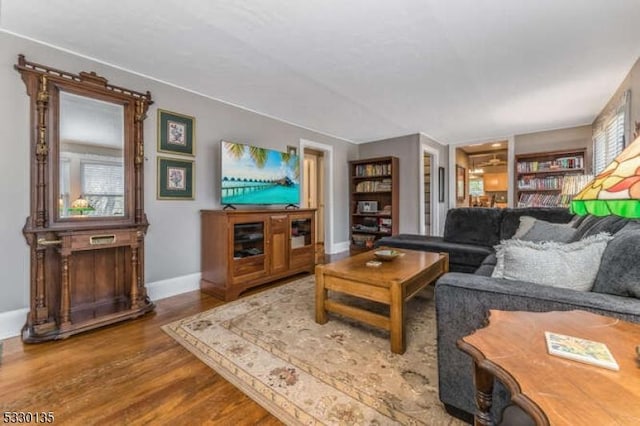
349 156 399 250
515 148 587 207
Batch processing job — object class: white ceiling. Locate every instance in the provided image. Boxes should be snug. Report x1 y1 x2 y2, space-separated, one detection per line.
2 0 640 144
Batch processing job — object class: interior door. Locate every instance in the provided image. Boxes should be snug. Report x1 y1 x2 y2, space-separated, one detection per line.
303 149 324 244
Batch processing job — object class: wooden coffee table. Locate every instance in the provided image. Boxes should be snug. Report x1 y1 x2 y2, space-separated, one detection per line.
458 310 640 426
315 248 448 354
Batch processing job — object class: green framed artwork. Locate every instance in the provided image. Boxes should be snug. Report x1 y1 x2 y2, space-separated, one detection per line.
157 109 195 156
157 157 194 200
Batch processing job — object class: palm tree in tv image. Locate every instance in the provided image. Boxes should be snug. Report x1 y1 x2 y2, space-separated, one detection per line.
225 141 270 169
224 141 245 160
248 145 268 168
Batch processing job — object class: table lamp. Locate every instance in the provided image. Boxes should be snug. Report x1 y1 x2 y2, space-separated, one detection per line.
570 134 640 218
571 134 640 365
69 195 95 215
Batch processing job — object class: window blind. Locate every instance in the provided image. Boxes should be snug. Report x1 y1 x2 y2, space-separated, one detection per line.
82 162 123 195
593 90 629 175
81 161 125 216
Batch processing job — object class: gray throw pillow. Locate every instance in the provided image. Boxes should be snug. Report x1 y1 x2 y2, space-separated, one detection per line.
592 229 640 298
512 216 577 243
492 233 613 291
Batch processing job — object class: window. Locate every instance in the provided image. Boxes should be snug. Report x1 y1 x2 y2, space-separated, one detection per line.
82 161 124 216
469 178 484 196
593 91 629 174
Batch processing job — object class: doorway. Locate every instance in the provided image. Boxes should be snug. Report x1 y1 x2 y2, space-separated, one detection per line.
419 144 440 236
300 138 334 257
423 153 432 235
302 148 325 251
453 140 510 208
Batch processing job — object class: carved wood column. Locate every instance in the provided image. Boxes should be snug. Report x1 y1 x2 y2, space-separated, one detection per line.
136 230 148 303
134 99 148 225
130 245 140 308
34 243 47 324
59 237 72 328
35 75 49 228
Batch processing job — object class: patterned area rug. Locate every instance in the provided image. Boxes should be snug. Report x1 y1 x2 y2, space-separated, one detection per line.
162 275 464 425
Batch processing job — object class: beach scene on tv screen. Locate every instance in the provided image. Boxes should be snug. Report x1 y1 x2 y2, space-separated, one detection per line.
221 141 300 205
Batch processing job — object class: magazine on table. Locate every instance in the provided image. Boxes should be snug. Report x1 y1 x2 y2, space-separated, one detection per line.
544 331 619 371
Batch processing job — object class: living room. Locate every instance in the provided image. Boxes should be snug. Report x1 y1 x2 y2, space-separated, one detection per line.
2 1 640 425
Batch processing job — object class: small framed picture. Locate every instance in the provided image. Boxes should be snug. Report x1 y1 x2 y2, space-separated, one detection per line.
287 145 298 156
157 157 194 200
158 109 195 156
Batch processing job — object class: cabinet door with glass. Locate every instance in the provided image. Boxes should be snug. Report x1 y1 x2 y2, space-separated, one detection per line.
289 211 315 269
230 216 268 281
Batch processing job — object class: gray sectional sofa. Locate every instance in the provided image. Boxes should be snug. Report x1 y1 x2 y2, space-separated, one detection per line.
376 207 575 273
377 207 640 423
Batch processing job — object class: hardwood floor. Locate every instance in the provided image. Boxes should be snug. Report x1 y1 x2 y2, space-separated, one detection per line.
0 251 349 425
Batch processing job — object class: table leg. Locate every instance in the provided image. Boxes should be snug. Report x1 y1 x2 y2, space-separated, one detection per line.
473 360 494 426
315 267 328 324
389 281 405 354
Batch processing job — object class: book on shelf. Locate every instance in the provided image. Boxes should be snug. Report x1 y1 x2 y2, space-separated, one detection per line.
355 179 392 192
517 175 565 190
561 174 594 195
517 155 584 173
354 163 392 177
544 331 619 371
517 193 562 207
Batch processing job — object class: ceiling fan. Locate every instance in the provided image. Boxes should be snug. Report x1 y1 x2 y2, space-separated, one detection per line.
478 154 507 167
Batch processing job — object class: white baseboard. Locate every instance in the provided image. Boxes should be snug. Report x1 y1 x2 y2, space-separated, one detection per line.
146 272 201 301
0 273 201 341
328 240 350 254
0 308 28 340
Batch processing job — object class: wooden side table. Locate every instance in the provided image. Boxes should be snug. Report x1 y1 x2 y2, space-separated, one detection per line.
458 310 640 426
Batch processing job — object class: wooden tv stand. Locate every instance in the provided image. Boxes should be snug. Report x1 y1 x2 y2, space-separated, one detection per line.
200 208 316 301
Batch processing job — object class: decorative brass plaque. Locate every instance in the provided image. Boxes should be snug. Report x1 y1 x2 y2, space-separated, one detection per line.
90 235 116 245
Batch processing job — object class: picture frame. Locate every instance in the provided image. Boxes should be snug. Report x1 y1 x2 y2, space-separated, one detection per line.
286 145 298 156
438 166 445 202
456 165 466 201
357 201 378 213
157 109 195 156
157 157 194 200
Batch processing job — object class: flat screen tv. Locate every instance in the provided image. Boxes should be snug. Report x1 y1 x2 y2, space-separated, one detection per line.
221 141 300 206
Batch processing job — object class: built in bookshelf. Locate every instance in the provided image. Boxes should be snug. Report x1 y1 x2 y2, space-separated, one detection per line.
349 156 399 250
515 148 589 207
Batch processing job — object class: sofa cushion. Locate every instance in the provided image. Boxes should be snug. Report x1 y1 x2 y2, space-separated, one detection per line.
569 215 629 241
443 208 502 247
492 233 613 291
500 207 574 240
592 229 640 298
513 216 577 242
571 214 600 236
568 214 588 228
580 215 629 239
474 253 497 277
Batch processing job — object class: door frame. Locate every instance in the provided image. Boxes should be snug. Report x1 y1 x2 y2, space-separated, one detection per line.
419 144 440 236
299 138 334 253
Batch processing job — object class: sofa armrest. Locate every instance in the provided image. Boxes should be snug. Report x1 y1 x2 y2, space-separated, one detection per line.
376 235 492 273
434 273 640 419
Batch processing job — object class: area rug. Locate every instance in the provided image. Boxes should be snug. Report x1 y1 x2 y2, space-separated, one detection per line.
162 275 464 425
